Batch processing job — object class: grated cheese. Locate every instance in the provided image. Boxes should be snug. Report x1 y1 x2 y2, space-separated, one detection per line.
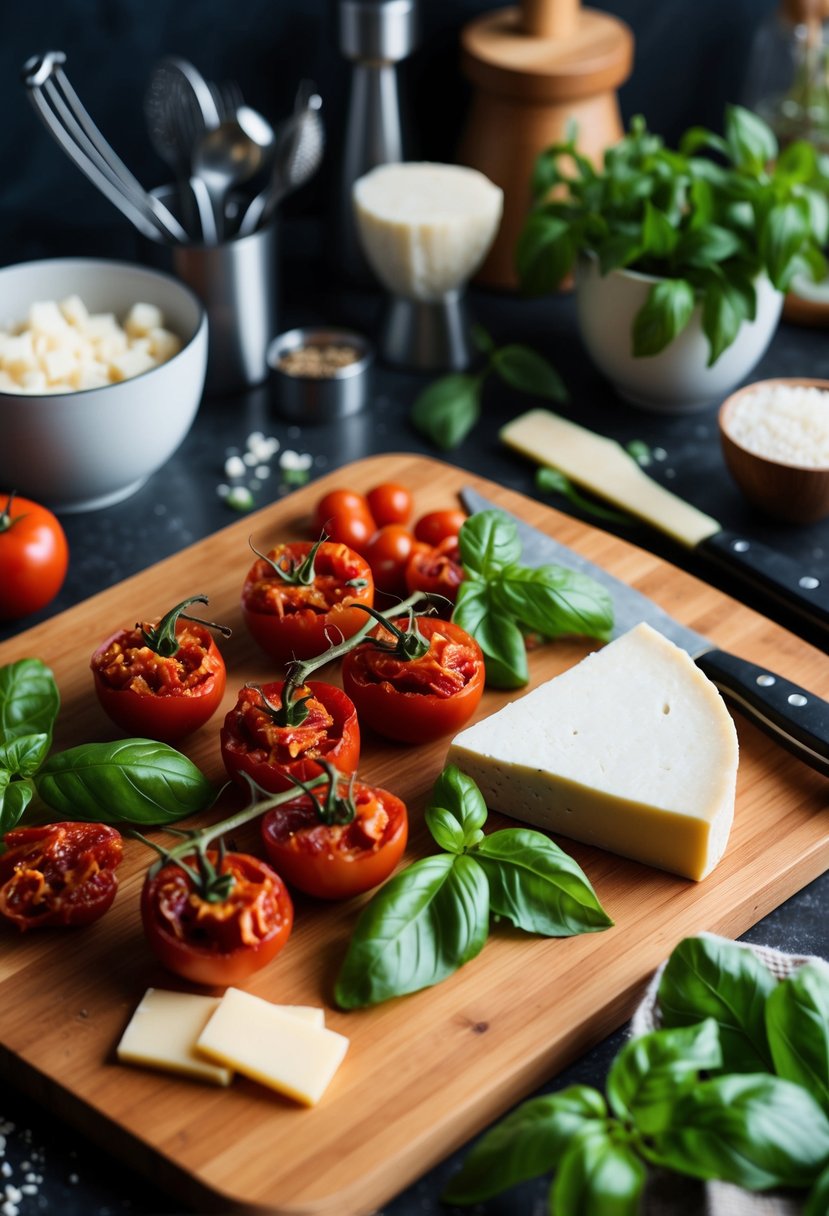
726 383 829 468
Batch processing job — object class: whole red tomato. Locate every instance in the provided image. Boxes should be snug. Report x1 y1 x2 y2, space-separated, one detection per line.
341 616 485 744
242 539 374 664
261 771 408 900
405 535 464 606
366 483 413 527
364 525 419 597
0 822 123 931
314 489 376 554
141 849 293 986
221 680 360 793
413 509 467 548
90 596 228 743
0 490 69 622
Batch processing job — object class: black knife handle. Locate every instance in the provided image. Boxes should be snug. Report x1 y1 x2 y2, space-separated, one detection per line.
700 532 829 648
695 649 829 777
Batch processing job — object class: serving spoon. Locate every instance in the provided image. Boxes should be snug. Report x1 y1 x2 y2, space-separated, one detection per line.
191 105 275 242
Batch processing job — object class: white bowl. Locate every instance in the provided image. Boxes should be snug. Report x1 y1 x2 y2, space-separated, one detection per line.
575 256 783 414
0 257 207 512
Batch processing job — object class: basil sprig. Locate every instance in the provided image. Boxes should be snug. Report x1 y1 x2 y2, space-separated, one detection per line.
411 326 566 451
452 509 614 688
334 766 612 1009
443 935 829 1213
0 658 213 834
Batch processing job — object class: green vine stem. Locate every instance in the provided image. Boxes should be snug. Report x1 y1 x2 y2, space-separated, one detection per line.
140 595 233 658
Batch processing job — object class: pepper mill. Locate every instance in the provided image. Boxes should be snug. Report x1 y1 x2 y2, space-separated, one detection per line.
457 0 633 290
335 0 419 284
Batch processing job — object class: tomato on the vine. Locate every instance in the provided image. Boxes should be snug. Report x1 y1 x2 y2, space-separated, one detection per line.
364 525 420 597
314 489 376 553
413 509 467 548
0 822 123 931
341 615 485 744
90 595 229 743
220 680 360 793
141 849 293 986
0 490 69 622
261 766 408 900
405 535 464 605
242 538 374 664
366 483 413 528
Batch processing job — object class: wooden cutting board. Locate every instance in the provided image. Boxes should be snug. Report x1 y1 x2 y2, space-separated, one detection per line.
0 454 827 1216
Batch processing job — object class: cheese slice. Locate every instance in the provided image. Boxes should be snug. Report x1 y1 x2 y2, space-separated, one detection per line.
116 988 233 1085
196 987 349 1106
500 408 721 548
447 623 739 881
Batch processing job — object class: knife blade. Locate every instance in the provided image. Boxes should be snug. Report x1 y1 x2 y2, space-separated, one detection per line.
500 408 829 646
460 486 829 778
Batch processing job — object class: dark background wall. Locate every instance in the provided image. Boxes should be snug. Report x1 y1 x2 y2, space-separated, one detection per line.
0 0 779 267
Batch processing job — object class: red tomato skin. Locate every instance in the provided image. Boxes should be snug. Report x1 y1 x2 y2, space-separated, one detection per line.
413 509 467 547
314 489 377 554
341 617 485 744
364 525 418 597
90 622 226 743
220 680 361 793
366 483 413 527
0 822 123 931
241 541 374 665
405 535 464 606
260 782 408 900
141 851 293 986
0 493 69 622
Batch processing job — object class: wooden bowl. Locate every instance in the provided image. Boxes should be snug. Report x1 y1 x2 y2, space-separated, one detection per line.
718 378 829 524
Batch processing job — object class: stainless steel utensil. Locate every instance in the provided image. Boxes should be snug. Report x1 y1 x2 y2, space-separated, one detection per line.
238 84 324 237
191 104 275 241
22 51 187 244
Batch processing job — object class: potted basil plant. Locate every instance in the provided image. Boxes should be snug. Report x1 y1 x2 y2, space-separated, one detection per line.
516 105 829 412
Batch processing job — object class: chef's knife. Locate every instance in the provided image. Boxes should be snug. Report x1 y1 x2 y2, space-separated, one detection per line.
460 486 829 778
500 409 829 645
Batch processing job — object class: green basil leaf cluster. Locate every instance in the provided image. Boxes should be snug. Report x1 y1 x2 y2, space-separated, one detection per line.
452 509 614 688
411 327 567 451
517 105 829 365
443 934 829 1213
0 657 214 835
333 766 612 1008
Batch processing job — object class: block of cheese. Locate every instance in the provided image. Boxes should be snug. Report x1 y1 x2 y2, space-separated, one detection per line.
352 163 503 303
196 988 349 1106
447 623 739 881
116 988 233 1085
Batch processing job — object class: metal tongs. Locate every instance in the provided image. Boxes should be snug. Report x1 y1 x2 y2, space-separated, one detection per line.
21 51 187 244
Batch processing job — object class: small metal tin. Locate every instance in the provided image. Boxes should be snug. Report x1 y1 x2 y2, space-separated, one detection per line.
268 326 373 422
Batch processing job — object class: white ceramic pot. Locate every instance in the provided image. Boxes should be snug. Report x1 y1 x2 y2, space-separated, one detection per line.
575 256 783 414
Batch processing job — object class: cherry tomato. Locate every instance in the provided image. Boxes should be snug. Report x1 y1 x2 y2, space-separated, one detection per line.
314 489 376 554
221 680 360 793
0 490 68 622
141 850 293 986
414 509 467 548
405 535 464 606
364 525 419 597
366 483 413 527
242 540 374 664
0 822 123 931
261 774 408 900
341 616 485 744
90 596 227 743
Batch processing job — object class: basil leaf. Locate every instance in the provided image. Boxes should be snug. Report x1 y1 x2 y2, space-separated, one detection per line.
657 936 775 1074
491 345 567 402
334 853 489 1008
0 659 60 755
427 765 488 850
442 1087 607 1204
411 373 482 451
597 230 643 275
492 563 614 642
470 323 495 354
701 278 744 367
453 581 528 689
641 200 677 259
535 466 635 525
674 224 743 268
0 732 51 779
648 1074 829 1189
766 960 829 1113
761 200 811 290
473 828 613 936
724 103 777 173
458 510 521 578
632 278 695 357
424 806 466 855
552 1124 646 1216
515 213 576 295
0 772 35 834
34 739 214 825
805 1163 829 1216
606 1019 722 1134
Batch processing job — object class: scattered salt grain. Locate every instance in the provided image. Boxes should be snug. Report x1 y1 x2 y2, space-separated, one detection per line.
727 383 829 467
224 455 246 479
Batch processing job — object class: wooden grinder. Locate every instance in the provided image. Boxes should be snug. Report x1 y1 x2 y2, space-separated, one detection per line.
457 0 634 289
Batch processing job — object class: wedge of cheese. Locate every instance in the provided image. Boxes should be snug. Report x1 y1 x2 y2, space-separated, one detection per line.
447 623 739 881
